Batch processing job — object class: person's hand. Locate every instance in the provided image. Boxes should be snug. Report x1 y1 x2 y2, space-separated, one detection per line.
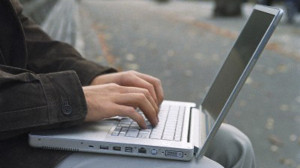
83 83 159 129
90 71 164 106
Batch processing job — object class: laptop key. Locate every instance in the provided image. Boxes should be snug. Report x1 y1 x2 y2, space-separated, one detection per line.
140 129 151 133
119 123 130 127
174 134 181 141
112 105 184 141
126 129 139 137
159 104 169 111
174 109 185 141
111 131 119 136
131 122 139 127
114 126 121 131
146 125 153 129
111 126 121 136
151 129 163 135
162 134 174 140
138 132 150 138
150 132 162 139
129 125 140 130
119 127 128 136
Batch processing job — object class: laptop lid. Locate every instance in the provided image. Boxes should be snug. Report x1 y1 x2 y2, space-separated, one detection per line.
195 5 283 158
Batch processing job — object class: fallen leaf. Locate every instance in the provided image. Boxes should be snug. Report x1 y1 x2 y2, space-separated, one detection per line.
279 104 289 112
167 50 175 57
279 158 295 167
276 64 288 73
265 117 274 130
126 63 139 70
289 134 297 142
245 77 253 85
125 53 135 61
270 145 278 152
268 135 283 146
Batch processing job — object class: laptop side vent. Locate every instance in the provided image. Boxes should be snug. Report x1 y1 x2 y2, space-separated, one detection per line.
42 146 79 152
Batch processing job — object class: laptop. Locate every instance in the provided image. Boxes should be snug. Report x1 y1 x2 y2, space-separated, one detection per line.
29 5 283 161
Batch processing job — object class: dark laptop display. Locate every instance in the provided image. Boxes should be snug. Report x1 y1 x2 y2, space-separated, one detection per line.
203 10 277 120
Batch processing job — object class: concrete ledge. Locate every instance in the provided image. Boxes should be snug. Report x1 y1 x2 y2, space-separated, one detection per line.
21 0 58 24
41 0 84 54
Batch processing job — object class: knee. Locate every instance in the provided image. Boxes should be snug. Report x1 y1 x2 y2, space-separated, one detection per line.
206 124 256 168
222 124 253 152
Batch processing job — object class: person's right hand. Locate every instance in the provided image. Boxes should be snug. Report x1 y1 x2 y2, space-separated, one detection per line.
82 83 159 129
90 71 164 106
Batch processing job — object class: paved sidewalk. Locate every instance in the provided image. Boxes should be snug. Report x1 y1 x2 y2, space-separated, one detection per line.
143 1 300 61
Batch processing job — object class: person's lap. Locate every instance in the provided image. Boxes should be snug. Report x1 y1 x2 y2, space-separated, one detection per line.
56 124 256 168
55 153 223 168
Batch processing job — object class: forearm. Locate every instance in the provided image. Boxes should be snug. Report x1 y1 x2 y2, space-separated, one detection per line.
25 39 117 85
0 65 87 140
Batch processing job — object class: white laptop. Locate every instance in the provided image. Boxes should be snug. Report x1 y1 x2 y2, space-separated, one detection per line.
29 5 283 161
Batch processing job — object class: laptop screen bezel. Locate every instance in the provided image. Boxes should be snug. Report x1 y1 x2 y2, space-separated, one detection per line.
195 5 283 159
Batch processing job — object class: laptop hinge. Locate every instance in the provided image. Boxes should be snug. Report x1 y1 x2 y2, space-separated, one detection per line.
189 108 201 155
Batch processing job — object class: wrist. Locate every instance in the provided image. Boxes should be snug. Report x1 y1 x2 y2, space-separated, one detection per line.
90 75 104 85
90 73 118 86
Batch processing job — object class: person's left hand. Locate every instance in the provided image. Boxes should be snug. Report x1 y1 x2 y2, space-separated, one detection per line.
90 71 164 106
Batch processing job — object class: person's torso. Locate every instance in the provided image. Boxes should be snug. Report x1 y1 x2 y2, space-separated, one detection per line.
0 0 26 68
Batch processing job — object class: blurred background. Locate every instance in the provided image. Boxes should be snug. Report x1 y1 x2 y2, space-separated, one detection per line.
20 0 299 167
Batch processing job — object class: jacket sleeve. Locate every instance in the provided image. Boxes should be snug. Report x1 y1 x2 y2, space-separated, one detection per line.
0 1 117 140
11 0 117 86
0 65 87 140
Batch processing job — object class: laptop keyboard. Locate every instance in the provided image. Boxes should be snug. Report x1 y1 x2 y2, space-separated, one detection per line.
111 104 185 141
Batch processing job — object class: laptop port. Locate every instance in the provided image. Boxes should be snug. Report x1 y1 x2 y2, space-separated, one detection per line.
138 147 147 154
100 145 109 150
151 149 158 155
88 145 94 148
113 146 121 151
125 147 133 153
165 150 183 158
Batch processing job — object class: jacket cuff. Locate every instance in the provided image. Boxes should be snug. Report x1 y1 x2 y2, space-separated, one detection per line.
39 71 87 127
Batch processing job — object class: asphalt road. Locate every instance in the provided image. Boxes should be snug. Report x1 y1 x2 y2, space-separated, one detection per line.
77 1 300 167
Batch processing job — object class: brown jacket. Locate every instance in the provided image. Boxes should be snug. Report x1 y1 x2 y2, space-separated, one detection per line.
0 0 116 167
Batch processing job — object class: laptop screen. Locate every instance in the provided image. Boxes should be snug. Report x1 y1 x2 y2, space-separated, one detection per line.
201 9 275 119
